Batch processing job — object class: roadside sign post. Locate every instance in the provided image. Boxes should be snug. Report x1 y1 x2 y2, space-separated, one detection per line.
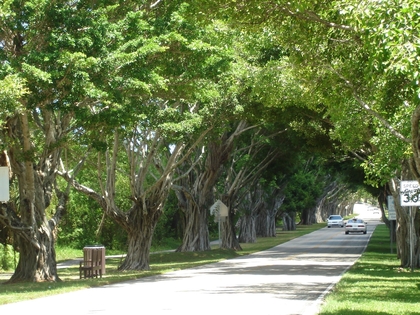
0 167 9 202
399 181 420 272
387 196 396 254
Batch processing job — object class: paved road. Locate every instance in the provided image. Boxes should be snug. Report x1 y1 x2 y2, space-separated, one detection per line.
0 220 380 315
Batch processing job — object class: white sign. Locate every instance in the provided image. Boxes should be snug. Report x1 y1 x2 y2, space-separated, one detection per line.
387 195 396 220
210 200 229 248
0 167 9 201
400 181 420 206
210 200 229 222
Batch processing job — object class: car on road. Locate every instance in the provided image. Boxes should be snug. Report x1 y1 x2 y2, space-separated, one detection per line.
327 215 344 228
345 218 367 234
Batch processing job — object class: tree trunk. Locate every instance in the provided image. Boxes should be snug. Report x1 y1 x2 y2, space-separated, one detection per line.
238 188 263 243
266 213 277 237
118 211 159 270
395 202 411 267
220 196 242 250
102 194 167 271
263 204 279 237
300 207 311 225
258 189 284 237
1 111 69 283
4 187 67 283
8 223 58 283
176 201 210 252
238 214 256 243
221 217 242 250
282 212 296 231
378 188 390 229
256 207 270 237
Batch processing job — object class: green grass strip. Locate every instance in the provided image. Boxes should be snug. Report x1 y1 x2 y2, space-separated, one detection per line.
319 224 420 315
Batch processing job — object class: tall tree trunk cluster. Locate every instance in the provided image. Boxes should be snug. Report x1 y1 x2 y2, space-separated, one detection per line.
220 194 242 250
237 213 257 243
117 204 164 271
237 188 263 243
256 188 284 237
218 125 280 249
173 121 255 251
0 111 72 283
172 136 235 252
282 212 296 231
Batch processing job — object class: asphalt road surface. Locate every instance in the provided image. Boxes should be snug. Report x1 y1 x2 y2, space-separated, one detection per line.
0 219 381 315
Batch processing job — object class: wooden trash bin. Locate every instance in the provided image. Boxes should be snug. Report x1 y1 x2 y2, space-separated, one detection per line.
79 245 106 279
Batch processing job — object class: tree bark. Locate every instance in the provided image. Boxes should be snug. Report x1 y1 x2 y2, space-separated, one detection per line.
237 213 256 243
220 195 242 250
9 223 59 283
300 207 312 225
238 188 263 243
175 188 211 252
118 208 161 270
282 212 296 231
256 188 284 237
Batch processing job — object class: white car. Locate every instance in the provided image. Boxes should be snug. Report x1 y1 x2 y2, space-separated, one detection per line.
327 215 344 228
345 218 367 234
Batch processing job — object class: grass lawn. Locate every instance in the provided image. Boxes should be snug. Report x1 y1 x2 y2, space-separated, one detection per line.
0 223 324 305
319 224 420 315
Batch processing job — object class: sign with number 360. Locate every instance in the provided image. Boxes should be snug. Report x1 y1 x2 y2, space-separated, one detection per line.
400 181 420 206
